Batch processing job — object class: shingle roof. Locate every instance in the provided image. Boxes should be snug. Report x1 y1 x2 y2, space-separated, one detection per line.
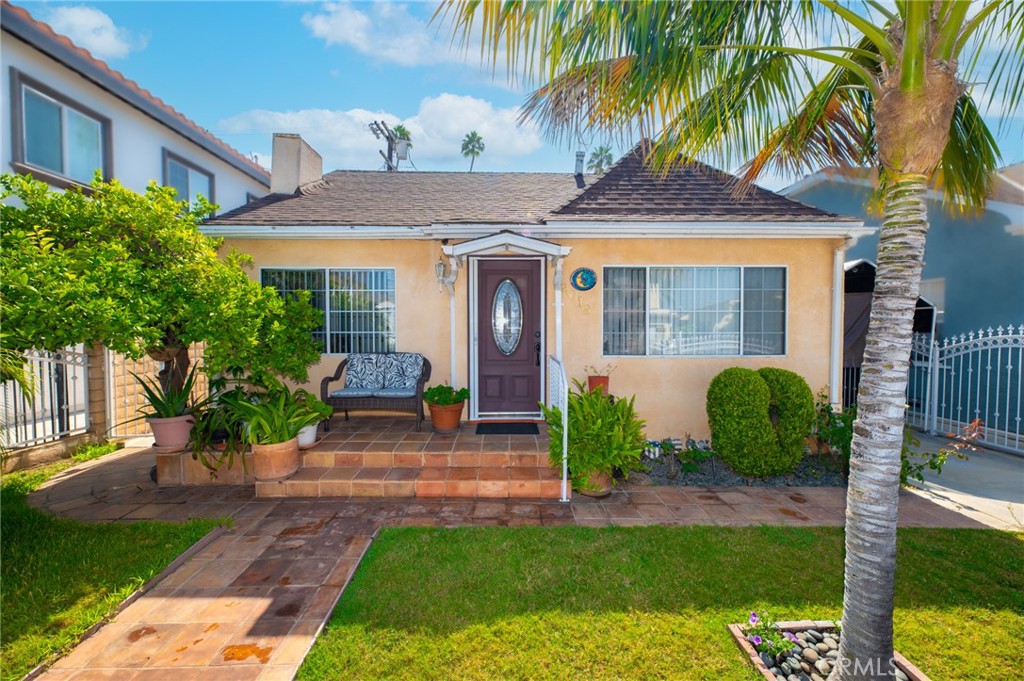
1 1 270 187
207 146 850 227
551 147 848 222
208 170 585 226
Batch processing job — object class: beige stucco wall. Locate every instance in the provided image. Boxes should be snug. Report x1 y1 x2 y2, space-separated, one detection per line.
227 236 841 440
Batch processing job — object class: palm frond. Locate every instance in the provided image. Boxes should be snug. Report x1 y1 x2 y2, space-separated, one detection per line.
934 94 1000 211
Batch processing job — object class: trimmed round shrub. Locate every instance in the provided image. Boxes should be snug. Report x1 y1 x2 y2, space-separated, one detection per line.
706 367 814 477
757 367 815 474
706 368 777 477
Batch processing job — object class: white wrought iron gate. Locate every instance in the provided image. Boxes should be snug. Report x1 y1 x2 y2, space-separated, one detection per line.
907 325 1023 455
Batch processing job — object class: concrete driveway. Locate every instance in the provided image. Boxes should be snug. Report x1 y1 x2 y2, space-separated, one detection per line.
906 432 1024 530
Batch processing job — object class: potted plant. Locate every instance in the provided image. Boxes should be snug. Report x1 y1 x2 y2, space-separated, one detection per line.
134 365 200 452
233 384 321 480
423 384 470 433
540 379 646 496
294 388 333 449
189 381 252 473
584 363 616 394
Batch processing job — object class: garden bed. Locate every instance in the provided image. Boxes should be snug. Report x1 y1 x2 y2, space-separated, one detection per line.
729 617 930 681
636 444 847 488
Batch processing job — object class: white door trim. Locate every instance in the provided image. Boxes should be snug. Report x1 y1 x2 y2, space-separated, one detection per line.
469 256 547 420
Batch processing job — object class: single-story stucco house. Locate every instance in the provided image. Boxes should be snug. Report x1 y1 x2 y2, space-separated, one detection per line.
202 135 872 439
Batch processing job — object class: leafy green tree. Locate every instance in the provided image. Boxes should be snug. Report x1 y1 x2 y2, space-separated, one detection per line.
441 2 1023 678
1 174 321 391
587 145 614 173
461 130 485 171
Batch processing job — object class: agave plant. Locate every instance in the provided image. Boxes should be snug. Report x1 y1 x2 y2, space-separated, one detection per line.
133 364 200 418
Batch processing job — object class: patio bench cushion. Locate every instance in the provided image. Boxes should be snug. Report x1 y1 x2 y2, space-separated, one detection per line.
330 388 376 399
380 353 425 389
344 354 384 390
371 388 417 398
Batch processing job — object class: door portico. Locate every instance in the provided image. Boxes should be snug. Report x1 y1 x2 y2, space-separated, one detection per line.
442 232 571 420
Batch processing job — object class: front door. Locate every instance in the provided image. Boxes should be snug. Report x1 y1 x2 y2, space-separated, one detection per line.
476 258 543 415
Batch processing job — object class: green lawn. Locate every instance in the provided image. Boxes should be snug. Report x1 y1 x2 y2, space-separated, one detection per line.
0 448 220 679
299 525 1024 681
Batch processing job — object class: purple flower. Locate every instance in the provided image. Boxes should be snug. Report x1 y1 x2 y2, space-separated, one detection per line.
749 635 763 646
784 632 799 643
748 611 760 626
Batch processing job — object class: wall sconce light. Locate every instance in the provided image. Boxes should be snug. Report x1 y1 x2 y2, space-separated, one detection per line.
434 257 447 287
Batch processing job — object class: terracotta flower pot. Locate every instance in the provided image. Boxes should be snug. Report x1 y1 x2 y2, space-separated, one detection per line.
587 375 610 394
252 437 300 481
577 470 613 498
428 401 465 434
147 415 194 453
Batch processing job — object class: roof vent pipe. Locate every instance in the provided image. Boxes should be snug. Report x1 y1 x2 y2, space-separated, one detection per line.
574 151 585 176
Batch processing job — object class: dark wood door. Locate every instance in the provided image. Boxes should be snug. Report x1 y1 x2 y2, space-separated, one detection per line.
476 259 542 414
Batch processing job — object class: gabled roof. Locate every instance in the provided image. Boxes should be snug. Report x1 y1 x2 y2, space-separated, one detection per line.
550 147 849 222
208 146 850 228
1 1 270 187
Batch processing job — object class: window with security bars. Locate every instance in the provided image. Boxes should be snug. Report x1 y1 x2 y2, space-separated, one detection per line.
261 268 396 354
603 266 786 356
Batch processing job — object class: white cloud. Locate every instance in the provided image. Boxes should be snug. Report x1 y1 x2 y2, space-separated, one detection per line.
302 1 456 67
44 6 148 60
218 93 542 172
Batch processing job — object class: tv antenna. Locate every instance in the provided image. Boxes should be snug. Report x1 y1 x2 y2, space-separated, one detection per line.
369 121 410 171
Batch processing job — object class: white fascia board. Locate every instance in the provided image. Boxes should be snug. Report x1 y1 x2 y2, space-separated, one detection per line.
442 231 571 258
199 225 427 239
202 221 873 240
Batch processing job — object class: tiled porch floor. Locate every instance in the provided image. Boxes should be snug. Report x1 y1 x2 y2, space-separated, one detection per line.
27 445 984 680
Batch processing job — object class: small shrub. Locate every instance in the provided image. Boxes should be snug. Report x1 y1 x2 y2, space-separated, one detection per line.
814 390 855 467
706 368 778 477
540 380 646 492
757 367 815 473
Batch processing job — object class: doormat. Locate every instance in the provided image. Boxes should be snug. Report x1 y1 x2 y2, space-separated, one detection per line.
475 423 540 435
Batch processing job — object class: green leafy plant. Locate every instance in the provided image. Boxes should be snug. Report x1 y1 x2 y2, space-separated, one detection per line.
423 384 470 406
294 388 334 422
540 380 646 492
133 364 200 418
189 380 253 472
814 390 856 466
675 436 713 475
744 611 799 657
758 367 816 471
232 384 321 446
900 419 977 486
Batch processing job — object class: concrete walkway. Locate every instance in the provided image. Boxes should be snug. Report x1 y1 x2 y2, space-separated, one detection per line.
905 433 1024 530
27 446 986 681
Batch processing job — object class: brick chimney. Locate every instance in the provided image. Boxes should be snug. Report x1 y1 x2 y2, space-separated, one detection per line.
270 133 323 194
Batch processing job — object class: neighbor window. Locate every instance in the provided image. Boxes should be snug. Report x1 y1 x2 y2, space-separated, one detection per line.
163 150 214 205
603 266 786 356
12 70 110 185
261 268 397 354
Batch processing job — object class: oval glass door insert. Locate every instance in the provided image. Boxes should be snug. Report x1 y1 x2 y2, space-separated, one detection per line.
492 278 523 355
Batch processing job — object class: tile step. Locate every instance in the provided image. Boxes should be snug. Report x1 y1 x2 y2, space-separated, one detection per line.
256 466 568 500
300 449 552 470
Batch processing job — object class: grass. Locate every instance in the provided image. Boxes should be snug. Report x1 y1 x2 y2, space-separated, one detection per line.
299 525 1024 681
0 444 220 679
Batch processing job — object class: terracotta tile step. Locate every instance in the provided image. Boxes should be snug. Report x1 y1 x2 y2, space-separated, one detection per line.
256 466 568 500
300 449 553 470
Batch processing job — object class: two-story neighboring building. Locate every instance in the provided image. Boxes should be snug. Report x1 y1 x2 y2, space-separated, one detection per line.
1 0 270 208
1 1 272 463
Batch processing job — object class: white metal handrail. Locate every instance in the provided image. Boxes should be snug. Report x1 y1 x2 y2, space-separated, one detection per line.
548 355 570 502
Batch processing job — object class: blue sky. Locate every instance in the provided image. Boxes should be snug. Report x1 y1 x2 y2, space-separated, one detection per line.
13 1 1024 189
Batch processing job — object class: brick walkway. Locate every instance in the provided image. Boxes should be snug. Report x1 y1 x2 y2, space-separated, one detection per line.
28 447 983 680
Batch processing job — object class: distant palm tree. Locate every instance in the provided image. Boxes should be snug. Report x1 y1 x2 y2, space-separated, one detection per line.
461 131 485 172
587 145 613 174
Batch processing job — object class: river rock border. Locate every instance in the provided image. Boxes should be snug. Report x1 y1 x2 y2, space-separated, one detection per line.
728 620 931 681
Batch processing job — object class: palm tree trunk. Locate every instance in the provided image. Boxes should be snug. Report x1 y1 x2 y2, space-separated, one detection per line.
469 156 476 172
830 174 929 681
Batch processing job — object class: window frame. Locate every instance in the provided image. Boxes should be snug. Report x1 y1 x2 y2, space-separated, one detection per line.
601 264 789 358
259 266 398 355
162 148 216 206
9 68 112 188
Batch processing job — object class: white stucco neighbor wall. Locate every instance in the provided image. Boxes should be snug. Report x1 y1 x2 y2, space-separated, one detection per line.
1 37 268 212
